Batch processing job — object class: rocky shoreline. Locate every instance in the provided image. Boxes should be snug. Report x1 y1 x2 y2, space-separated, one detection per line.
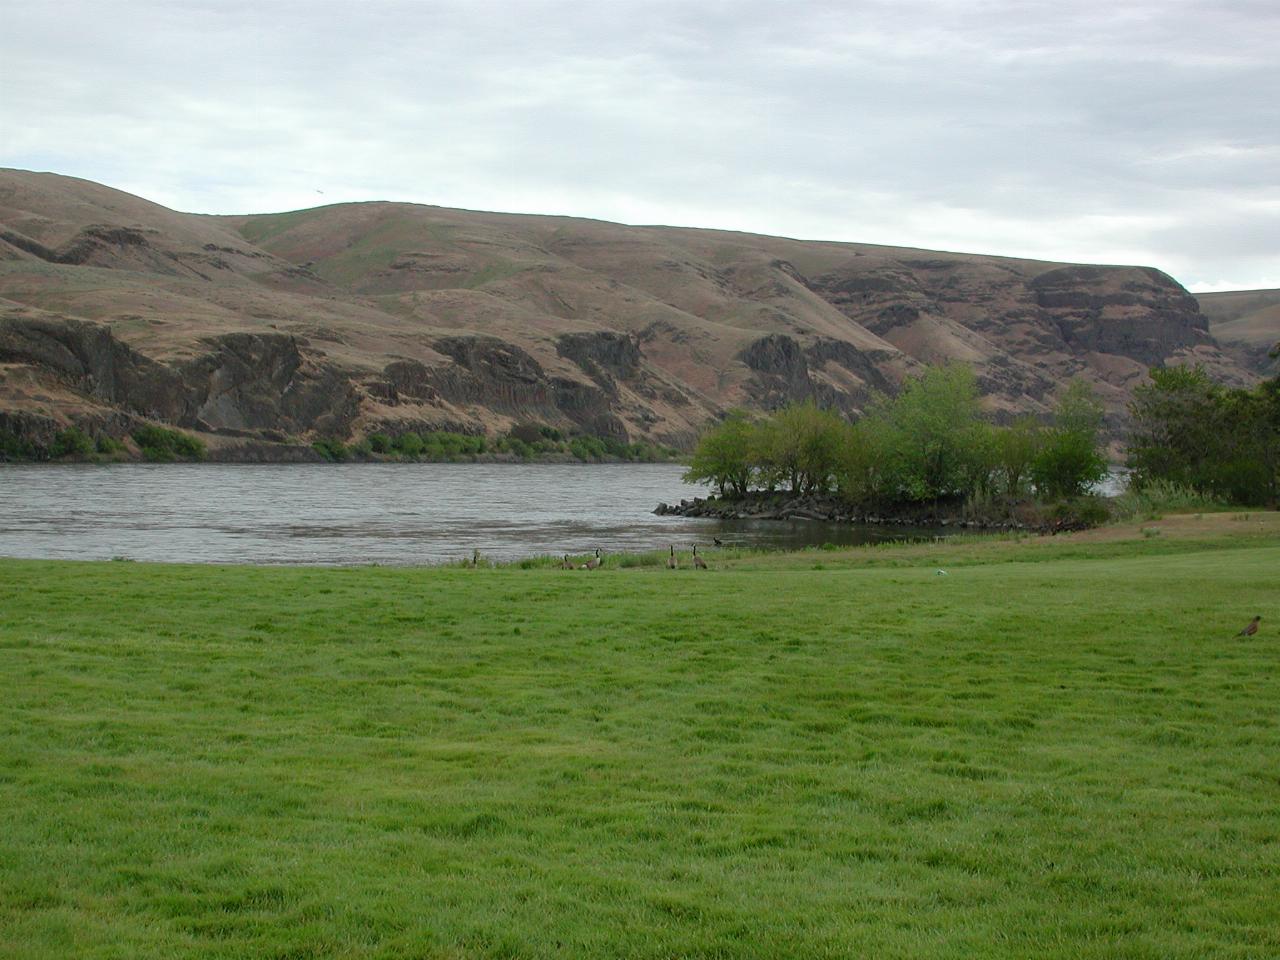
654 493 1091 533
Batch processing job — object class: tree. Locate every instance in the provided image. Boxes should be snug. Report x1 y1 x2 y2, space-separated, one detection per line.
1128 365 1280 506
770 402 848 495
995 416 1044 498
1128 366 1228 495
957 420 1000 500
1032 380 1107 498
835 416 888 505
884 363 986 501
683 410 756 497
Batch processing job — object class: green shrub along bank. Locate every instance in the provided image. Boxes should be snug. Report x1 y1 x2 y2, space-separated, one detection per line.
318 426 679 464
3 422 675 465
1127 364 1280 506
684 364 1107 512
494 424 676 463
0 426 131 463
1109 479 1233 522
131 425 207 462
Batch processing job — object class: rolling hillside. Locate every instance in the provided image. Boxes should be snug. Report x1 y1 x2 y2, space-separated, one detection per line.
0 168 1256 457
1197 288 1280 376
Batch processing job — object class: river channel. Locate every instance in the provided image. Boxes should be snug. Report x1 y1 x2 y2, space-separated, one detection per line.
0 462 956 566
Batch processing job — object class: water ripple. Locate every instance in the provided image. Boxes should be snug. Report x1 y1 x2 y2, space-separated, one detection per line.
0 462 934 565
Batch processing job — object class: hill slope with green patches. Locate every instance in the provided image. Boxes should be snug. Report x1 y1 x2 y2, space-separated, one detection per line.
1 168 1255 458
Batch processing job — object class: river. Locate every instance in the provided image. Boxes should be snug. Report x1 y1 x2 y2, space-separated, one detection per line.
0 462 946 566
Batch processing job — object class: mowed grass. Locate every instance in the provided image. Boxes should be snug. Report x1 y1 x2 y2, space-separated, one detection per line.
1 529 1279 958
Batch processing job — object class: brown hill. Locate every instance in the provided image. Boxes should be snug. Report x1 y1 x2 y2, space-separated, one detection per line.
0 168 1255 456
1196 288 1280 376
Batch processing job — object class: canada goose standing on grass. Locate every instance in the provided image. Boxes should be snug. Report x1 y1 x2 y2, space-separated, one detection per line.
666 545 678 570
692 545 708 569
471 548 481 568
560 554 575 570
581 548 602 570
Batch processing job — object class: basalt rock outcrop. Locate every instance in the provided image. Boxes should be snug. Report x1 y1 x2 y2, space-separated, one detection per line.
0 168 1258 458
0 315 359 440
0 315 187 422
1030 266 1210 366
739 333 899 413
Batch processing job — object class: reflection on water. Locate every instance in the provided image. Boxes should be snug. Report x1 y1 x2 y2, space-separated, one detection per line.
0 463 941 566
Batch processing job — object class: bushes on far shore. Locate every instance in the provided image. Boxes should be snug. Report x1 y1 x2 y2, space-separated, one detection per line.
317 426 678 464
132 425 206 462
0 425 151 463
3 418 676 465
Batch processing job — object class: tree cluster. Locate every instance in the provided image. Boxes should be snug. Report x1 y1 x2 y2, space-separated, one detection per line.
1127 365 1279 506
685 364 1107 506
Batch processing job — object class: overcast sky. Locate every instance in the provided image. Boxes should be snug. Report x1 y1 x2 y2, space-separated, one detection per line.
3 0 1277 291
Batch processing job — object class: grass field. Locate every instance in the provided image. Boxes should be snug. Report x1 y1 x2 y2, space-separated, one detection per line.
2 517 1278 958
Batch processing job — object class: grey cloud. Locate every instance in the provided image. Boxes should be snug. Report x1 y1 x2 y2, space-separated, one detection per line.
1 0 1277 290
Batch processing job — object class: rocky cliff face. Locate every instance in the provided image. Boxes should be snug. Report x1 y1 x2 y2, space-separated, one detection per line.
0 168 1257 457
0 314 359 442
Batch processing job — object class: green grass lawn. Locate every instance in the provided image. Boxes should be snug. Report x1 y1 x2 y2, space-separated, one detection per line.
2 528 1278 958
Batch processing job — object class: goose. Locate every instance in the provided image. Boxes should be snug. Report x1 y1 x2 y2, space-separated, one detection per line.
471 548 481 568
713 537 724 547
581 548 602 570
666 545 678 570
692 544 708 569
560 554 576 570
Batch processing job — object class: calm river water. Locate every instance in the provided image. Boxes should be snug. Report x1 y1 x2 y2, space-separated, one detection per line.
0 463 941 566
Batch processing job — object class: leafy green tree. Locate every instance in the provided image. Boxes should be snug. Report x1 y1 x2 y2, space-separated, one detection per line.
1033 380 1107 498
884 363 985 501
957 420 1000 500
684 410 756 497
995 416 1044 497
834 415 896 505
748 416 785 493
774 402 849 495
1128 366 1228 495
1128 365 1279 506
1258 376 1280 506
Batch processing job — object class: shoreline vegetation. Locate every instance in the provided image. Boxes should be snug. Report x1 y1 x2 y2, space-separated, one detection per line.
0 422 680 466
678 360 1280 532
678 364 1115 532
3 513 1278 957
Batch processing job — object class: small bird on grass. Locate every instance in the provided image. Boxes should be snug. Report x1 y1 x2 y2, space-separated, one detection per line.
1236 615 1261 637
